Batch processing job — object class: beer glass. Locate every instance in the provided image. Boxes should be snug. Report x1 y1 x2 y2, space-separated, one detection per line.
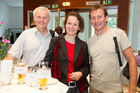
14 62 27 84
39 78 47 89
38 68 51 90
18 74 25 83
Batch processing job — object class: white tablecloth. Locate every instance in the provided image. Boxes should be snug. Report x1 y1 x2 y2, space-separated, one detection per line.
0 73 69 93
0 81 68 93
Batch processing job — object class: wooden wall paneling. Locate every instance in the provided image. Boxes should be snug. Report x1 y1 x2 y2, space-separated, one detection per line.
117 0 130 34
23 0 129 34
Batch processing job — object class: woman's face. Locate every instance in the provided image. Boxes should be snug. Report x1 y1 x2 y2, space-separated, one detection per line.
65 16 80 36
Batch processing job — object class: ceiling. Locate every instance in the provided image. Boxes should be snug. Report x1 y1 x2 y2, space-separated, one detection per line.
1 0 23 7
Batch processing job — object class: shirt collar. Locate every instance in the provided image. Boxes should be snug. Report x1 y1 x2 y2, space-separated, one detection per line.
34 27 52 37
33 27 38 34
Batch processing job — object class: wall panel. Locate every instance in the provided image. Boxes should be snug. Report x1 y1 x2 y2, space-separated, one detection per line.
23 0 129 34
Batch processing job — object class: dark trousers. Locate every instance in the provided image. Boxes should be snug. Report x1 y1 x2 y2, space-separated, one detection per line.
67 87 88 93
138 75 140 87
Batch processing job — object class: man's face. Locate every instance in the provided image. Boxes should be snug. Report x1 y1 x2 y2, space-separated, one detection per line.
90 8 108 31
34 9 50 30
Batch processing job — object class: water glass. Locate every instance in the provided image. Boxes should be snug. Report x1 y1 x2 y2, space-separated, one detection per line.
0 60 13 85
26 71 38 87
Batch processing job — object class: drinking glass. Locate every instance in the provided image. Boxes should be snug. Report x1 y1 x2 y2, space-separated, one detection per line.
0 60 13 85
14 62 27 84
39 78 47 89
26 69 38 87
38 68 51 90
18 74 25 83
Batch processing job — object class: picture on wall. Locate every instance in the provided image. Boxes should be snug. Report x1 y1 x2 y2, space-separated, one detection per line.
27 10 35 28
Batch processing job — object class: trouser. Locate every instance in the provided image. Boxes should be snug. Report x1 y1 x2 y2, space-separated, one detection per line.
89 85 103 93
89 85 123 93
67 87 88 93
66 81 88 93
138 75 140 87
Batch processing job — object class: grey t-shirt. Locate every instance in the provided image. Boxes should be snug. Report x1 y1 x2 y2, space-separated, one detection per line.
87 28 131 92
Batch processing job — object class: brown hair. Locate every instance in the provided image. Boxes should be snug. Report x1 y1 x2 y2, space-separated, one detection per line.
89 4 108 19
64 11 84 35
55 26 63 35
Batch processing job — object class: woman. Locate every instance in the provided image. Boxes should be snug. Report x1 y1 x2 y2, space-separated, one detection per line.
44 11 90 93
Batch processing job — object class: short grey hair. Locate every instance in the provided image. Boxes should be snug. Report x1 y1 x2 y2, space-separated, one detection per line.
33 6 51 18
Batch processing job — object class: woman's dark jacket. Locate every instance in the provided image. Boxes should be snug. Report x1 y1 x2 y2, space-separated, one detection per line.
44 35 90 91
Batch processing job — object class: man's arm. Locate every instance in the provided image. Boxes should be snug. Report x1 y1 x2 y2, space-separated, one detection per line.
123 47 137 93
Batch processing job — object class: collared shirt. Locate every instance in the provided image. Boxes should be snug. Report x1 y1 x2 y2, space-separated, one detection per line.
8 27 57 67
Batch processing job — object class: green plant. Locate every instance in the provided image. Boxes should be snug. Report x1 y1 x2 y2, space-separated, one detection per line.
0 22 10 60
0 34 10 60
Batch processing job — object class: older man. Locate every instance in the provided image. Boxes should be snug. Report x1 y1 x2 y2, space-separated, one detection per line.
5 6 57 67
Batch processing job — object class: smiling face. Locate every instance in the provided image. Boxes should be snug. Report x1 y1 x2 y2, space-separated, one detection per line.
33 9 50 30
65 16 80 37
90 8 108 32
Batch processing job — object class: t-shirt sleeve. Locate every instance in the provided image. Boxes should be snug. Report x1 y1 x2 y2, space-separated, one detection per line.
117 29 131 51
8 32 25 59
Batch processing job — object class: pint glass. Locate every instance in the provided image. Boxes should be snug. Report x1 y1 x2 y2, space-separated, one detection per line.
39 78 47 89
15 62 27 84
38 68 51 90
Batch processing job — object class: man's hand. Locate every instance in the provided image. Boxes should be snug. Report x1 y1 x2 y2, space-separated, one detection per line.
4 53 15 60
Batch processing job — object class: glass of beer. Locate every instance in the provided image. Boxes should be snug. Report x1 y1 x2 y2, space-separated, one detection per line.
38 61 51 90
38 69 51 90
14 62 27 84
18 74 25 84
39 78 47 90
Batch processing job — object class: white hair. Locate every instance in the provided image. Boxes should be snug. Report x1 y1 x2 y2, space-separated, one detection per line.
33 6 51 18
